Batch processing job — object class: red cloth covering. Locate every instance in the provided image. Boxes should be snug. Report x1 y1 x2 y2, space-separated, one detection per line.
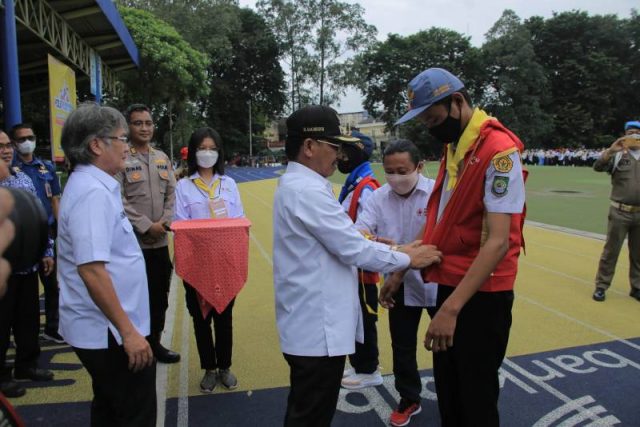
172 218 251 318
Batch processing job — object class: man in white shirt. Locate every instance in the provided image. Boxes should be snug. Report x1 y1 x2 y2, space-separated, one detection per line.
57 103 155 426
359 140 437 426
273 105 442 426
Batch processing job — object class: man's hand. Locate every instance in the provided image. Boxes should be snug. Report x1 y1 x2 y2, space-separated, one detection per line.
146 221 166 240
400 242 442 269
379 270 404 309
602 137 627 162
41 257 54 276
424 305 457 352
122 330 154 372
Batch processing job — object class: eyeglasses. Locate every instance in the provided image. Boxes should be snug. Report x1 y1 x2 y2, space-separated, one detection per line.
316 139 341 150
14 136 36 143
130 121 154 128
101 135 128 143
0 143 13 151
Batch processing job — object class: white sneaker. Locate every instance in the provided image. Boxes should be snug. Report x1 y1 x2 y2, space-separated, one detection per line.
343 366 355 378
341 370 383 389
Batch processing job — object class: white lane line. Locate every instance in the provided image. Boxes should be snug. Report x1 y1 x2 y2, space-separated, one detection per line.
520 259 627 297
242 188 273 210
156 271 180 427
516 293 640 352
177 293 191 427
251 232 273 266
525 220 606 241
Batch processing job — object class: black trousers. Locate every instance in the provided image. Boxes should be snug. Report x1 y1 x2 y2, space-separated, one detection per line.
348 281 378 374
433 285 513 427
184 283 234 370
283 353 346 427
74 332 156 427
142 247 173 345
0 272 40 378
39 233 59 335
388 283 436 404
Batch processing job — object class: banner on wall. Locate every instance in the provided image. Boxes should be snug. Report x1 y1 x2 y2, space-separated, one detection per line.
48 54 77 162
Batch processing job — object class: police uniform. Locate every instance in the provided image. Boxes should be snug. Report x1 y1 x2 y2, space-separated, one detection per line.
593 149 640 297
115 145 178 361
12 156 61 339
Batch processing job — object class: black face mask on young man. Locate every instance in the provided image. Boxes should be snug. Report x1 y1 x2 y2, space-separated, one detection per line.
429 98 462 144
337 144 368 174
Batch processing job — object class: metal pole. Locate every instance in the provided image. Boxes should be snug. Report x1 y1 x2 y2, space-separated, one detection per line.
168 101 174 165
1 0 23 127
248 99 253 164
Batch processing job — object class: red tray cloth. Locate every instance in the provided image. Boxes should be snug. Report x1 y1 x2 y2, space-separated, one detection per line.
172 218 251 318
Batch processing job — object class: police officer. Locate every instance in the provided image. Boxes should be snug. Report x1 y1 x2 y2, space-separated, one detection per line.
10 123 63 344
593 121 640 302
116 104 180 363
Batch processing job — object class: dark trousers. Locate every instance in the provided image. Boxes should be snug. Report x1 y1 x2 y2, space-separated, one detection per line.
348 281 378 374
283 353 346 427
0 272 40 379
433 285 513 427
184 283 234 370
39 238 59 335
142 247 173 346
73 332 156 427
388 284 436 404
595 206 640 291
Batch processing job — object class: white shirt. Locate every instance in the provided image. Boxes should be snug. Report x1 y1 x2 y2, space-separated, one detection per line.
57 164 150 349
438 151 525 221
341 186 374 217
356 175 438 307
273 162 410 357
174 173 244 220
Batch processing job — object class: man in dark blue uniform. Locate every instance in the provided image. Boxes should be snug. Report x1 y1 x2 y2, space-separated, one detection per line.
10 124 63 343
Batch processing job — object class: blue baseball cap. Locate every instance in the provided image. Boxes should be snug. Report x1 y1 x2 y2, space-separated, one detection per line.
350 131 374 158
395 68 465 125
625 121 640 131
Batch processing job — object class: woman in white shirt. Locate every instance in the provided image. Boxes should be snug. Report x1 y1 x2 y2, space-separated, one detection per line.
174 127 244 393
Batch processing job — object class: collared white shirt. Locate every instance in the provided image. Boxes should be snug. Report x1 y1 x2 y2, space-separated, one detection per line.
356 175 438 307
438 151 525 221
57 164 150 349
273 162 410 357
174 173 244 220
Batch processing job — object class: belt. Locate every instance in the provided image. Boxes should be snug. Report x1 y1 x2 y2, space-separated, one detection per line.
611 201 640 213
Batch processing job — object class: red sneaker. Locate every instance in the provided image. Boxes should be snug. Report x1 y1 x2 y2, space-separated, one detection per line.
390 399 422 427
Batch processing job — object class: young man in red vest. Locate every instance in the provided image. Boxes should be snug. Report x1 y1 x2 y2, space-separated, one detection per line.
395 68 526 426
337 131 384 390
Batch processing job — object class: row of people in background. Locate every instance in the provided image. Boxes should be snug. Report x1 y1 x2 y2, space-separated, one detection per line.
522 148 604 166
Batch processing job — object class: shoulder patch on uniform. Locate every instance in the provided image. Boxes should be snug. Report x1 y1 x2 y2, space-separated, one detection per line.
492 155 513 173
491 176 509 197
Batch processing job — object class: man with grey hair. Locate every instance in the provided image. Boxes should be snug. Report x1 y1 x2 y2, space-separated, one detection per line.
57 103 156 426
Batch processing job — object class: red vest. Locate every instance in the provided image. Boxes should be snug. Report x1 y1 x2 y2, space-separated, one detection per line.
422 120 527 292
348 176 381 284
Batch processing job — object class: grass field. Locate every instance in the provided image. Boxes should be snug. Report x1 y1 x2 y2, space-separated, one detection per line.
330 163 612 235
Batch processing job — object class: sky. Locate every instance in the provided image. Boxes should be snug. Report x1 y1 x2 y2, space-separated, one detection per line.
238 0 637 113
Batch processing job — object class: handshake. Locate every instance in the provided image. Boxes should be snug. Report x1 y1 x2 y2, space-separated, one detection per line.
394 240 442 269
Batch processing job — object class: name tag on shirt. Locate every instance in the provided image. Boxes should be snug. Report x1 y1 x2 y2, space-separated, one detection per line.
210 197 228 218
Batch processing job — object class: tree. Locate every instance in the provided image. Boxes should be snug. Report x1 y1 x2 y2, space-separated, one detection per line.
114 7 210 154
257 0 313 112
480 10 552 147
525 10 639 147
304 0 377 105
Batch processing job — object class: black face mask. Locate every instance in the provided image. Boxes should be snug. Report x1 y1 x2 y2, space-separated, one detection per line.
338 145 367 174
429 99 462 143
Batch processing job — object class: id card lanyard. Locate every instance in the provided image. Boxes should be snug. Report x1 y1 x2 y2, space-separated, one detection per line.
192 177 228 218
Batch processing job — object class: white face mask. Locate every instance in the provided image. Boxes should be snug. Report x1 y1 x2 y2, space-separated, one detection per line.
196 150 219 169
16 139 36 154
385 169 419 196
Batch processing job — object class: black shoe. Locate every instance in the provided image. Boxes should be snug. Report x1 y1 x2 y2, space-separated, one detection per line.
629 289 640 301
593 289 606 302
14 367 54 382
154 344 181 364
0 380 26 398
